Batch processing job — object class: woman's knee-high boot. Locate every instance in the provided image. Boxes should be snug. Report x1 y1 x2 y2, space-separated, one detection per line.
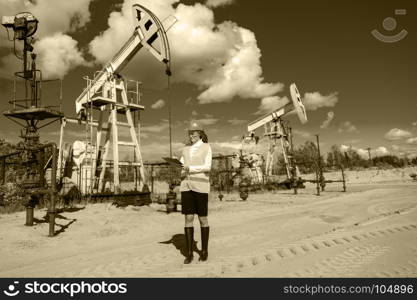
184 227 194 264
199 227 209 261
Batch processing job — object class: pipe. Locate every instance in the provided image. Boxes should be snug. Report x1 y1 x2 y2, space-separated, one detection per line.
38 149 45 187
315 134 325 191
341 165 346 192
315 169 320 196
1 158 5 185
25 206 34 226
225 156 230 194
151 165 154 193
41 143 57 237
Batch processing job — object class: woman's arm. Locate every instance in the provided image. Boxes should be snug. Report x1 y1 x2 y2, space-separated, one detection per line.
189 145 212 173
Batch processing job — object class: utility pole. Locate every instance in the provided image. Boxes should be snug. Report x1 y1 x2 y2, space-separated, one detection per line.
366 147 373 167
315 134 322 171
367 147 372 161
167 79 173 184
168 86 172 158
315 134 325 191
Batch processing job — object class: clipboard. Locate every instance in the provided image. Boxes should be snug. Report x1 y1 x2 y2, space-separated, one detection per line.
162 157 183 167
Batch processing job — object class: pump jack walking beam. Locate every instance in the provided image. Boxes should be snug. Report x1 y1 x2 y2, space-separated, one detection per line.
75 5 176 116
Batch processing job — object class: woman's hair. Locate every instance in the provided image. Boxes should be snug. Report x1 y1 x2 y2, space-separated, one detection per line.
200 132 208 143
188 130 208 143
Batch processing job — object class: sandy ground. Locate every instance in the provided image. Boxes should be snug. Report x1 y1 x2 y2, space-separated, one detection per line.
0 167 417 278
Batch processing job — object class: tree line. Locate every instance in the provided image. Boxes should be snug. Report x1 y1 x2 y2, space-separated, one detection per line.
293 141 416 174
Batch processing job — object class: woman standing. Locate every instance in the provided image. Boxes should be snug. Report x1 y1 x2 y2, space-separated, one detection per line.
179 123 212 264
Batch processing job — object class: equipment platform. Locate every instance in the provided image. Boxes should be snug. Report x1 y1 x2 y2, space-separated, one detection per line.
4 107 63 120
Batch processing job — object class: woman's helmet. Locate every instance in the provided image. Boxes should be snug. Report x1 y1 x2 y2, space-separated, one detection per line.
188 121 205 134
187 121 208 142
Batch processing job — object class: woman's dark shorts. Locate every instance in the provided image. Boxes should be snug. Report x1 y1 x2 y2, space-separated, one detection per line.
181 191 208 216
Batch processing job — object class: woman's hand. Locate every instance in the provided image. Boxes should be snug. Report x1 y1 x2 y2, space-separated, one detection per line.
180 166 189 180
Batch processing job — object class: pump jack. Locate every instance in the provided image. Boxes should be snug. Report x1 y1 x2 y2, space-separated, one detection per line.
247 83 308 194
59 4 176 196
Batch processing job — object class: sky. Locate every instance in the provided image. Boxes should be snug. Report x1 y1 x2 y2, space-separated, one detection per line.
0 0 416 162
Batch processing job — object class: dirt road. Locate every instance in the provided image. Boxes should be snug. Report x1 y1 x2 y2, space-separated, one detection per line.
0 181 416 277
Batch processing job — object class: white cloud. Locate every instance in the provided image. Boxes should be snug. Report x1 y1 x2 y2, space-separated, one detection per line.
34 33 87 79
406 137 417 144
391 144 400 151
0 0 93 79
0 0 92 38
338 121 358 133
320 111 334 129
412 121 417 127
205 0 234 8
341 145 389 158
191 110 199 116
88 0 283 104
228 118 247 126
192 118 219 126
356 147 389 159
384 128 412 141
356 148 369 159
151 99 165 109
255 96 289 115
375 146 389 156
141 120 169 133
340 144 350 153
303 92 338 111
391 145 417 158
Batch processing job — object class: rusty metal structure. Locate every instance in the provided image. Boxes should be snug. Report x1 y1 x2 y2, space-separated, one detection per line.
58 4 176 204
1 5 176 235
247 83 308 195
1 12 62 236
211 154 236 200
301 134 346 195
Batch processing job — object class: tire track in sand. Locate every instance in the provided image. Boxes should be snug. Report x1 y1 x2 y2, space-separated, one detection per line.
61 222 417 277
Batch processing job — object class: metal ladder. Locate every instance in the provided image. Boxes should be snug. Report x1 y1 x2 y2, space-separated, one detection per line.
84 75 146 193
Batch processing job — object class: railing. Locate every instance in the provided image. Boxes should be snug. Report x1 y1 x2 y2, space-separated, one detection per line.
126 79 142 105
10 72 63 113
